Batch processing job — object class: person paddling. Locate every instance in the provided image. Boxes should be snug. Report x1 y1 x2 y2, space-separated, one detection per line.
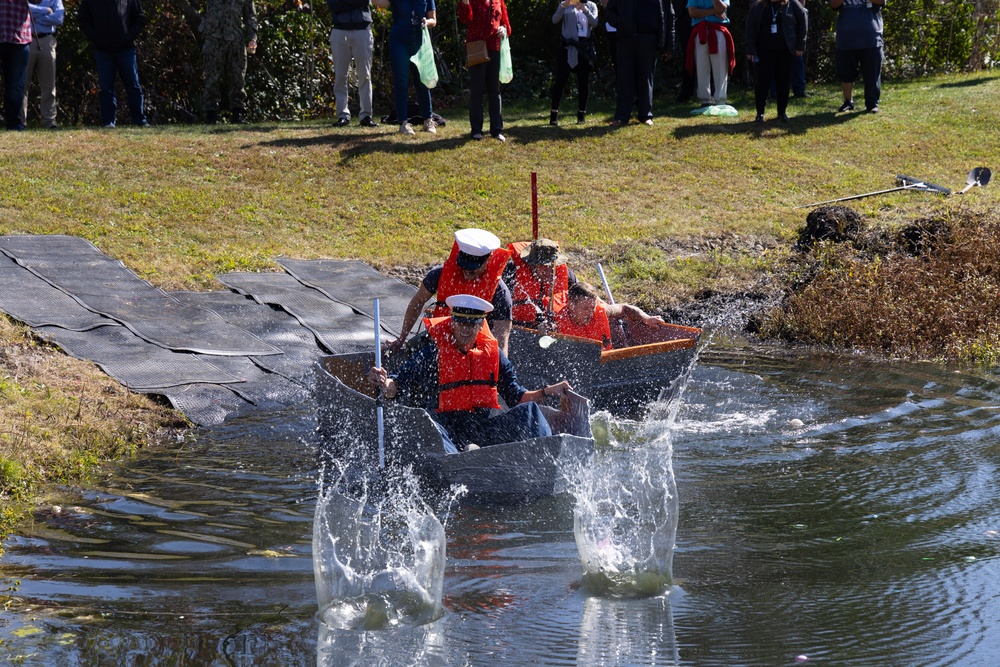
389 228 513 354
370 294 572 452
554 281 670 349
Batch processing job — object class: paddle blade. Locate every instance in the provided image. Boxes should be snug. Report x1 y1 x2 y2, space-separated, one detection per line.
973 167 992 187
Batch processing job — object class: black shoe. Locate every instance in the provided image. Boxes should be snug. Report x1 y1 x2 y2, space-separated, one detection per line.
549 110 558 126
754 114 764 124
205 110 218 125
334 117 350 127
867 105 879 114
793 91 810 98
779 113 790 122
231 110 246 124
577 111 586 124
838 99 855 112
359 116 378 127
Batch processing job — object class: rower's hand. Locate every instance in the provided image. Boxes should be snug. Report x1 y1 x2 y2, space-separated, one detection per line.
643 315 667 328
368 366 389 390
386 337 406 354
544 380 572 400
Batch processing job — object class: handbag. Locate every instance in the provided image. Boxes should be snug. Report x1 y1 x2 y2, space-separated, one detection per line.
410 26 439 89
466 40 490 68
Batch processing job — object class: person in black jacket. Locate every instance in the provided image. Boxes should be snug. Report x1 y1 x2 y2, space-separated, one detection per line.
605 0 673 127
78 0 149 127
745 0 806 123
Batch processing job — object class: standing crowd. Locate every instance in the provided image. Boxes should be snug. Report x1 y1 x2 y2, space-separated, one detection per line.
0 0 885 131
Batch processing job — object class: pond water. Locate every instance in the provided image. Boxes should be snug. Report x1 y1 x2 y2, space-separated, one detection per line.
2 340 999 666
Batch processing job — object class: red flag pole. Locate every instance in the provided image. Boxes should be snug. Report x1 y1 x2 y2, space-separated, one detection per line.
531 172 538 240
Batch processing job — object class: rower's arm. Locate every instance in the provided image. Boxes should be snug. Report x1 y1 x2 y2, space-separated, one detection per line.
605 301 666 328
520 380 572 405
390 284 434 351
492 319 511 356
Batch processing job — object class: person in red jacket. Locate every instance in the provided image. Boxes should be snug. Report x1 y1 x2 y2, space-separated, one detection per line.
370 294 572 451
390 228 513 354
458 0 511 142
503 238 575 329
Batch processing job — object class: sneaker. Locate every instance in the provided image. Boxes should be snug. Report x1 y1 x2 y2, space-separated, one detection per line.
359 116 378 128
754 114 764 124
643 118 653 126
492 133 506 142
838 99 855 112
422 118 437 134
778 113 790 122
608 119 625 128
137 120 151 128
334 117 350 127
867 105 879 114
464 443 481 451
399 122 415 136
471 132 483 140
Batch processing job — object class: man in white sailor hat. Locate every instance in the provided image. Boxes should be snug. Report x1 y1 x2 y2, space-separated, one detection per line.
371 293 573 451
389 228 514 355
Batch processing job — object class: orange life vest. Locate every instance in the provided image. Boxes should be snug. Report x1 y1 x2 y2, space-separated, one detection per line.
431 242 512 318
425 316 502 413
507 241 569 327
554 301 613 350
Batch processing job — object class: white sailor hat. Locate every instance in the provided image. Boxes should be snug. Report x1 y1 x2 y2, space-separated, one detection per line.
445 294 494 318
454 228 501 269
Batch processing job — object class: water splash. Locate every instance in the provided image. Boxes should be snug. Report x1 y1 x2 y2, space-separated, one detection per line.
312 465 461 630
569 339 702 598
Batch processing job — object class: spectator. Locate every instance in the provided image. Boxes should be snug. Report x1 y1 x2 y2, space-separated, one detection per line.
671 0 693 102
686 0 733 107
373 0 437 136
549 0 598 126
605 0 673 127
458 0 511 142
791 0 806 97
746 0 806 123
1 0 31 130
201 0 257 125
78 0 149 127
599 0 616 76
22 0 63 129
832 0 884 113
327 0 377 128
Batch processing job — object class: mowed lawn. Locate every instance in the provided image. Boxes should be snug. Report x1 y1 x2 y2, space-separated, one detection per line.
3 71 998 308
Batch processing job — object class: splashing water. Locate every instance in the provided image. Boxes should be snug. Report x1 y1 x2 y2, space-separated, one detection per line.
312 466 461 630
569 341 701 598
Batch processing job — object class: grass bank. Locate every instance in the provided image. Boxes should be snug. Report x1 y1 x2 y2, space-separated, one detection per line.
1 72 999 536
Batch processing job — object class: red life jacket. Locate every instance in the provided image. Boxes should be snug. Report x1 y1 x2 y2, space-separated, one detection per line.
425 316 502 413
507 241 569 327
554 301 613 350
431 242 512 318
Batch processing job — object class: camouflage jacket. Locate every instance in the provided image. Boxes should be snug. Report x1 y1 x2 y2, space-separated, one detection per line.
201 0 257 43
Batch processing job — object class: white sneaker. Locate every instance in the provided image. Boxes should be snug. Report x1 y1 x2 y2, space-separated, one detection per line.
493 133 506 143
422 118 437 134
399 122 415 136
464 443 480 451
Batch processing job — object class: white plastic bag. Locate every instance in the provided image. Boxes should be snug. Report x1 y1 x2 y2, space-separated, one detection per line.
499 36 513 84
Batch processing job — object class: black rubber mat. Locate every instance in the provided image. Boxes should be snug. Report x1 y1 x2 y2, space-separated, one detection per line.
0 253 114 331
217 272 383 354
0 235 281 357
169 290 324 385
35 325 246 391
277 258 415 337
143 383 249 427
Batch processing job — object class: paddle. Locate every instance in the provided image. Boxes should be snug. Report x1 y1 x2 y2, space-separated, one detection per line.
954 166 992 195
597 263 628 346
374 298 385 470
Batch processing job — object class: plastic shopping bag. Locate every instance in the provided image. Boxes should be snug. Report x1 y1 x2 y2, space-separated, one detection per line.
499 36 513 84
410 26 439 89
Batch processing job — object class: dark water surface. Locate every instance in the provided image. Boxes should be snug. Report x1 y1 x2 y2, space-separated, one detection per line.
3 343 999 666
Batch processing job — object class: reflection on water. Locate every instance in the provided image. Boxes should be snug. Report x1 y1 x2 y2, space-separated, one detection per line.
3 344 1000 665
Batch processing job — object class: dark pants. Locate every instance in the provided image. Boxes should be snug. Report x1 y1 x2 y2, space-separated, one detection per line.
614 33 657 122
93 48 146 126
836 46 883 110
755 48 793 116
434 402 553 450
550 52 591 113
792 52 805 96
1 42 29 130
389 27 432 124
468 51 502 136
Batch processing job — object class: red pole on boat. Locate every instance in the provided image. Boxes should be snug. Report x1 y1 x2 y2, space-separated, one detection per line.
531 172 538 240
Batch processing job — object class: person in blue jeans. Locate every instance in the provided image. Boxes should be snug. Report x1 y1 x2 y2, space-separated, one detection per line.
374 0 437 136
78 0 149 127
0 0 32 130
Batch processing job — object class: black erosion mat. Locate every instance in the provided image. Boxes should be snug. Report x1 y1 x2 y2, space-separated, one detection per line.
0 235 412 427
